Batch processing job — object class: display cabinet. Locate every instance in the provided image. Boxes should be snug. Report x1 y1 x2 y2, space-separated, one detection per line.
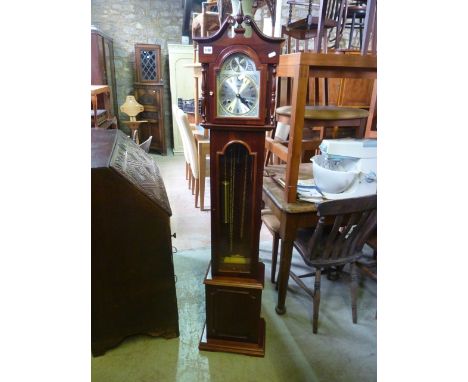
134 44 166 154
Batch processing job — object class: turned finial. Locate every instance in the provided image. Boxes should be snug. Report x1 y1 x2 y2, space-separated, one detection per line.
234 0 246 33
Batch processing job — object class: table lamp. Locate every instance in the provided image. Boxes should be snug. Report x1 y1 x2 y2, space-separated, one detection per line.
120 95 147 143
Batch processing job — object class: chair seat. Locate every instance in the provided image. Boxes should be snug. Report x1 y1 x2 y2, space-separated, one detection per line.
347 5 367 17
276 105 369 120
261 210 280 233
285 16 338 33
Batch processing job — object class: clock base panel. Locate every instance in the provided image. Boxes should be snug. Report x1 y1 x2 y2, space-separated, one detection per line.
199 318 265 357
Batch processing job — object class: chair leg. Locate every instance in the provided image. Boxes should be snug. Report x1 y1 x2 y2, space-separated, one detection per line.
194 178 200 208
349 13 357 49
264 150 272 167
191 174 195 195
359 16 364 49
185 162 189 180
357 118 366 138
200 171 206 211
312 269 321 334
188 165 192 189
270 232 280 283
351 262 358 324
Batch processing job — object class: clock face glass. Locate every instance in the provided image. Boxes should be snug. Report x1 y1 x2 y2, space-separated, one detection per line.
216 53 260 118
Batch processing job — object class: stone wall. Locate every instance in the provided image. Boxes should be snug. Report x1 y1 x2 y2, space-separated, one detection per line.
91 0 186 147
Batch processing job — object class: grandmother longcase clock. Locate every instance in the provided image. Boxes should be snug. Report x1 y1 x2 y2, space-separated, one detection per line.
194 4 283 357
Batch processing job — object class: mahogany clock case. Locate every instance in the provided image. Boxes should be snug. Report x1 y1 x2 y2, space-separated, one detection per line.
194 14 284 357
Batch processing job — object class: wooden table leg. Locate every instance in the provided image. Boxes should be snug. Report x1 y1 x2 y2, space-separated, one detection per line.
92 95 98 128
275 236 295 315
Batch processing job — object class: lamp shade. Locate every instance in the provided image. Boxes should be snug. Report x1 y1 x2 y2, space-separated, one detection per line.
120 95 144 118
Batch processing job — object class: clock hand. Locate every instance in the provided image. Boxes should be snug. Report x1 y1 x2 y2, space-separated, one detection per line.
237 94 251 108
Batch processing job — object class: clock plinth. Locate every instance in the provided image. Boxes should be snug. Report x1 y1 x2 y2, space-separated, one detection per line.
199 320 266 357
194 8 284 357
199 262 266 357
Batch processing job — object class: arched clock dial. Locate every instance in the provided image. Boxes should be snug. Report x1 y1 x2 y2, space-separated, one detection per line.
216 53 260 118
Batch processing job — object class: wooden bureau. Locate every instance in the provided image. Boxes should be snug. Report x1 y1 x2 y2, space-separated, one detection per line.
91 129 178 356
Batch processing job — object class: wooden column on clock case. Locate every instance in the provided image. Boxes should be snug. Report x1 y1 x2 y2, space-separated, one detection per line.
194 6 284 357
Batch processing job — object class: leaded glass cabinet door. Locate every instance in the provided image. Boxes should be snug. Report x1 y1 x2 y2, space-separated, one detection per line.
135 44 162 83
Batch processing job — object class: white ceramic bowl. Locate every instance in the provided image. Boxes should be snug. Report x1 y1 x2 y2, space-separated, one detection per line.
312 154 359 194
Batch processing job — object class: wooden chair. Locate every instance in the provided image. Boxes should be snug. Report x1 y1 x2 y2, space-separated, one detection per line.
261 209 281 283
172 105 193 188
173 105 210 208
356 226 377 280
333 0 377 54
282 0 347 54
265 118 325 166
265 121 290 166
276 194 377 333
345 0 367 50
192 1 220 38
